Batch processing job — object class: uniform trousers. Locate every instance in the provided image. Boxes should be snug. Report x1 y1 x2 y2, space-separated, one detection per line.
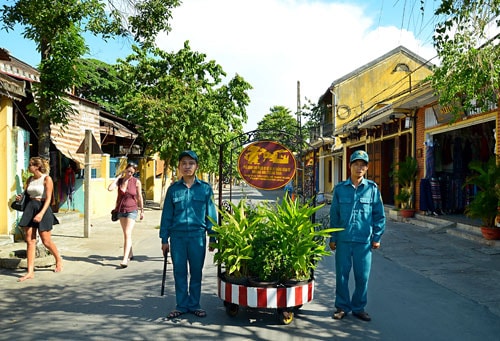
334 241 372 313
170 234 206 312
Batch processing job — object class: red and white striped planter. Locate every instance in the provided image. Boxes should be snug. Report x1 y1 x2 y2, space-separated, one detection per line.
218 277 314 309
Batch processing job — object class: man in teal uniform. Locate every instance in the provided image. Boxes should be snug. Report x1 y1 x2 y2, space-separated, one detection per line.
329 150 386 322
160 150 217 319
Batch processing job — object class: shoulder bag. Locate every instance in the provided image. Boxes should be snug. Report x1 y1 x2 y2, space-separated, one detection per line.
111 196 125 222
11 191 29 212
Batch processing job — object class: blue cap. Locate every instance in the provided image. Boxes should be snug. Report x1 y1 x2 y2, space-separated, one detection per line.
350 150 369 164
178 150 198 163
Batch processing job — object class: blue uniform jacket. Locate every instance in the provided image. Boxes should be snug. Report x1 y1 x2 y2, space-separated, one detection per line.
160 177 217 244
330 177 386 244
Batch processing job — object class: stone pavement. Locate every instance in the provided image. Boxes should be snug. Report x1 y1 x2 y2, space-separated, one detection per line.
1 191 500 340
0 204 164 276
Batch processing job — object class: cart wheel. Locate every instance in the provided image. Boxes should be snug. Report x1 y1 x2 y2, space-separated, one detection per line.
226 303 239 317
279 310 294 325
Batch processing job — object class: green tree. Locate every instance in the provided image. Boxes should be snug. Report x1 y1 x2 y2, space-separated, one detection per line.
115 42 252 179
431 0 500 116
300 97 323 137
75 58 127 115
0 0 180 158
256 106 303 152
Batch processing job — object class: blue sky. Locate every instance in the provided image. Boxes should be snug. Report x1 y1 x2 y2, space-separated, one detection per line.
0 0 440 130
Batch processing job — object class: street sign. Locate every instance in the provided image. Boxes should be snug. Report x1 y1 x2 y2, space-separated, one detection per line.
238 141 296 190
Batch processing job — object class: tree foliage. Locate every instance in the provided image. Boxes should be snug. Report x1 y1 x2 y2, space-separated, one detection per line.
0 0 181 158
431 0 500 116
300 97 323 136
115 42 252 173
75 58 127 115
255 106 304 152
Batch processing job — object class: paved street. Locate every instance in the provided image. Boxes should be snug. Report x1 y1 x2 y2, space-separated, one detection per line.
1 185 500 340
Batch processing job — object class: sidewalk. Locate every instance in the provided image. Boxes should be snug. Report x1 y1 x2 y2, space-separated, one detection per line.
0 204 164 275
2 198 500 320
1 197 500 340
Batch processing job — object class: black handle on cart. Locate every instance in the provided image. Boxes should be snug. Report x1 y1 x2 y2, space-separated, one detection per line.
161 251 168 296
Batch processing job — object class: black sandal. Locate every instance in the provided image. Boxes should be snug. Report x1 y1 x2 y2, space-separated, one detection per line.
167 310 184 319
191 309 206 318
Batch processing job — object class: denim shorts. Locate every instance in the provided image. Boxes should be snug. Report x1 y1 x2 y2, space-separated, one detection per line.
117 210 138 220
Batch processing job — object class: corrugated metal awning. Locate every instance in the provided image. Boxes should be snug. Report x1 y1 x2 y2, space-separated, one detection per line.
357 104 409 129
100 116 138 138
333 120 358 136
0 73 25 100
50 102 102 169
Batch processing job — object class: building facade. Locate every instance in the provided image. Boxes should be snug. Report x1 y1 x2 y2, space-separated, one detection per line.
311 45 499 217
312 46 434 205
0 48 163 241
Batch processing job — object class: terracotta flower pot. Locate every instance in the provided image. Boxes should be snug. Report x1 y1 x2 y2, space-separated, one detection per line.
480 227 500 240
399 209 415 218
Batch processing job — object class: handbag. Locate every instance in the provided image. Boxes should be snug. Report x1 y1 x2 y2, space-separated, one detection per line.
111 196 125 222
11 191 28 211
111 209 119 221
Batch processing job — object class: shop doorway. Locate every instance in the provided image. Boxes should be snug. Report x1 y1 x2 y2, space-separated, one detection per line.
380 139 395 205
426 120 495 214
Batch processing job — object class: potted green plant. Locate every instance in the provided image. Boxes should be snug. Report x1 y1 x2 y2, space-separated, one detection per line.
270 197 337 283
210 197 340 286
390 156 418 218
211 200 261 284
464 157 500 240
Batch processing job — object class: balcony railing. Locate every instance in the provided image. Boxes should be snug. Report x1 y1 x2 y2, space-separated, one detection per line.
309 123 334 141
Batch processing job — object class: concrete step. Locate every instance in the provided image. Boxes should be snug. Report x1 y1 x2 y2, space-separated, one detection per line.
411 212 500 247
0 235 13 246
447 224 500 247
53 210 83 225
409 216 454 233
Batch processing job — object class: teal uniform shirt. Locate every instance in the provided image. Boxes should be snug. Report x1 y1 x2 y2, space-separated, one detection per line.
330 177 386 244
160 177 217 244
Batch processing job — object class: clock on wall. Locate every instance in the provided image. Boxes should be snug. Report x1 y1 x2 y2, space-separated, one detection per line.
337 105 351 119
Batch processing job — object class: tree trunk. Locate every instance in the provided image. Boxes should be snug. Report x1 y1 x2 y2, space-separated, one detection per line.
38 117 51 159
37 38 51 159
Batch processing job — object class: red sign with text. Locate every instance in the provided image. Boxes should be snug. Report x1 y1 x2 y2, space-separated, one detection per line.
238 141 296 190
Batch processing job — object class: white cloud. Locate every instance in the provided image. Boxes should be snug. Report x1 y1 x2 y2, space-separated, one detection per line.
155 0 436 131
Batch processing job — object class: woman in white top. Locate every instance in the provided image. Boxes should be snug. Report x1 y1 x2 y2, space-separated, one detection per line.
16 157 63 281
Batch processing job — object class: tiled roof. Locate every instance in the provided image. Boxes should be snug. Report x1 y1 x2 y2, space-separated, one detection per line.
0 47 40 82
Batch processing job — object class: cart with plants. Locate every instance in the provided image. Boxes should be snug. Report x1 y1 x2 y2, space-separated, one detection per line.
210 197 338 325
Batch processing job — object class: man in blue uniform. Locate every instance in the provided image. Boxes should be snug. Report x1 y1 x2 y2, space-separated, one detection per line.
160 150 217 319
329 150 386 322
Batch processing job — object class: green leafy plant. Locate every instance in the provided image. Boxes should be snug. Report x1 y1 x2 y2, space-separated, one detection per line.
210 200 260 278
464 157 500 228
211 197 341 284
270 197 338 281
390 156 418 209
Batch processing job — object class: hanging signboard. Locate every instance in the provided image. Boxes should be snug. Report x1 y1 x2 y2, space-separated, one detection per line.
238 141 296 190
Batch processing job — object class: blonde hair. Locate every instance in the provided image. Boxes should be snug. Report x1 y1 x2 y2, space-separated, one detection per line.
30 157 50 175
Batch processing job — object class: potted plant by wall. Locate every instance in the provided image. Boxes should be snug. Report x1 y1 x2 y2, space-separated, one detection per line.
390 156 418 218
464 157 500 240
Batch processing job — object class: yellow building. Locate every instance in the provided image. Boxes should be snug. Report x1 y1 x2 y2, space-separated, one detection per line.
312 46 434 204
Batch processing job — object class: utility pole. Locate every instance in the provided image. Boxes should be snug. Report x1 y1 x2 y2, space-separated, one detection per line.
84 129 91 238
297 80 302 139
296 81 304 200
